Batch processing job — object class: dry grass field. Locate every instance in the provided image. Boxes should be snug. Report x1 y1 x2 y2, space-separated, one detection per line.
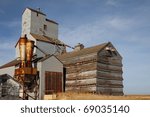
54 92 150 100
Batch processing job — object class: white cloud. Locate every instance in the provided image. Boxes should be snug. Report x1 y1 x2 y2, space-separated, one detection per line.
60 21 105 47
108 17 134 30
60 16 135 48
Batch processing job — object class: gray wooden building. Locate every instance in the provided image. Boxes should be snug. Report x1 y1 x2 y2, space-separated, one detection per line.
58 42 123 95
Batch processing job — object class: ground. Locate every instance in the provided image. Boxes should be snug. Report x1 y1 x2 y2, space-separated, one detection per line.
1 92 150 100
54 92 150 100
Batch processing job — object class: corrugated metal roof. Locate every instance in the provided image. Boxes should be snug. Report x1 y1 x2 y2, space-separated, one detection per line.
0 59 20 69
58 42 110 60
31 33 66 46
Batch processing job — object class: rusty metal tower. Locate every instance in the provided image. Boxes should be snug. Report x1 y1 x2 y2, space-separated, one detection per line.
14 35 38 100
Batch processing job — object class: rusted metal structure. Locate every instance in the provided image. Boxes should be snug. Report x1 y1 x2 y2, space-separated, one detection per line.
58 42 124 95
14 36 38 100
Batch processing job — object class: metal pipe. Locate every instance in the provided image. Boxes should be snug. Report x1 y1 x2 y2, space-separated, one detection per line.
19 36 27 68
26 40 35 67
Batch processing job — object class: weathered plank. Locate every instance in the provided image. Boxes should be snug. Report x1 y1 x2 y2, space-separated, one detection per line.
62 54 97 66
97 57 123 66
97 84 123 88
97 71 122 77
97 63 122 73
66 70 97 79
96 87 123 94
66 78 96 86
66 74 97 81
97 75 123 81
66 85 96 92
97 79 123 85
66 62 97 74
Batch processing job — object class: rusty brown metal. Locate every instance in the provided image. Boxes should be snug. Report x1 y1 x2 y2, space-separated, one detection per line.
15 68 37 75
19 36 27 68
26 40 34 67
15 36 38 100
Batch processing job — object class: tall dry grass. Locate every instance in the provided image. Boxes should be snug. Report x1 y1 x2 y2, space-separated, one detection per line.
55 92 150 100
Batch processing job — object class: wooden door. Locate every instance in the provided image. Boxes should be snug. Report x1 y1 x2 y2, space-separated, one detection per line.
45 71 62 94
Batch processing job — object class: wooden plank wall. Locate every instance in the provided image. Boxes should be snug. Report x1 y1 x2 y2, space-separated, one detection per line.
63 54 98 93
96 49 123 95
62 46 123 95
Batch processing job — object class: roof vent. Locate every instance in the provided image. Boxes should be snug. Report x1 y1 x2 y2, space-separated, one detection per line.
74 43 84 52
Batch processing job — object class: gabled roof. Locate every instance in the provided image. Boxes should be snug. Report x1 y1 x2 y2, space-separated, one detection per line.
58 42 110 60
31 33 66 46
0 59 20 69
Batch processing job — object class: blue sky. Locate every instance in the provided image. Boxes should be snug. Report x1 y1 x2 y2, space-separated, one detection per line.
0 0 150 94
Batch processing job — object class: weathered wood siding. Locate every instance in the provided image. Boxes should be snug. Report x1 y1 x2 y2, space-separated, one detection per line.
96 45 123 95
60 43 124 95
62 54 97 92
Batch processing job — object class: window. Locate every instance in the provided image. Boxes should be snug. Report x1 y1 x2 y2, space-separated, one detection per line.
44 24 47 31
111 48 117 56
105 47 118 57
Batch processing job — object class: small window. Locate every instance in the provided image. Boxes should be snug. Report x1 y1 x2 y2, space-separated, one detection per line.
105 46 118 57
106 50 113 57
111 48 117 56
44 24 47 31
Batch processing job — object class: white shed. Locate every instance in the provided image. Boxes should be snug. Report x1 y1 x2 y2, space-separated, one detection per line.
37 55 64 99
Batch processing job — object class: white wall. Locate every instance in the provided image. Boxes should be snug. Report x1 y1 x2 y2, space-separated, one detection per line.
45 21 58 39
36 41 55 58
37 56 63 99
22 8 58 39
0 66 15 77
22 8 31 36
